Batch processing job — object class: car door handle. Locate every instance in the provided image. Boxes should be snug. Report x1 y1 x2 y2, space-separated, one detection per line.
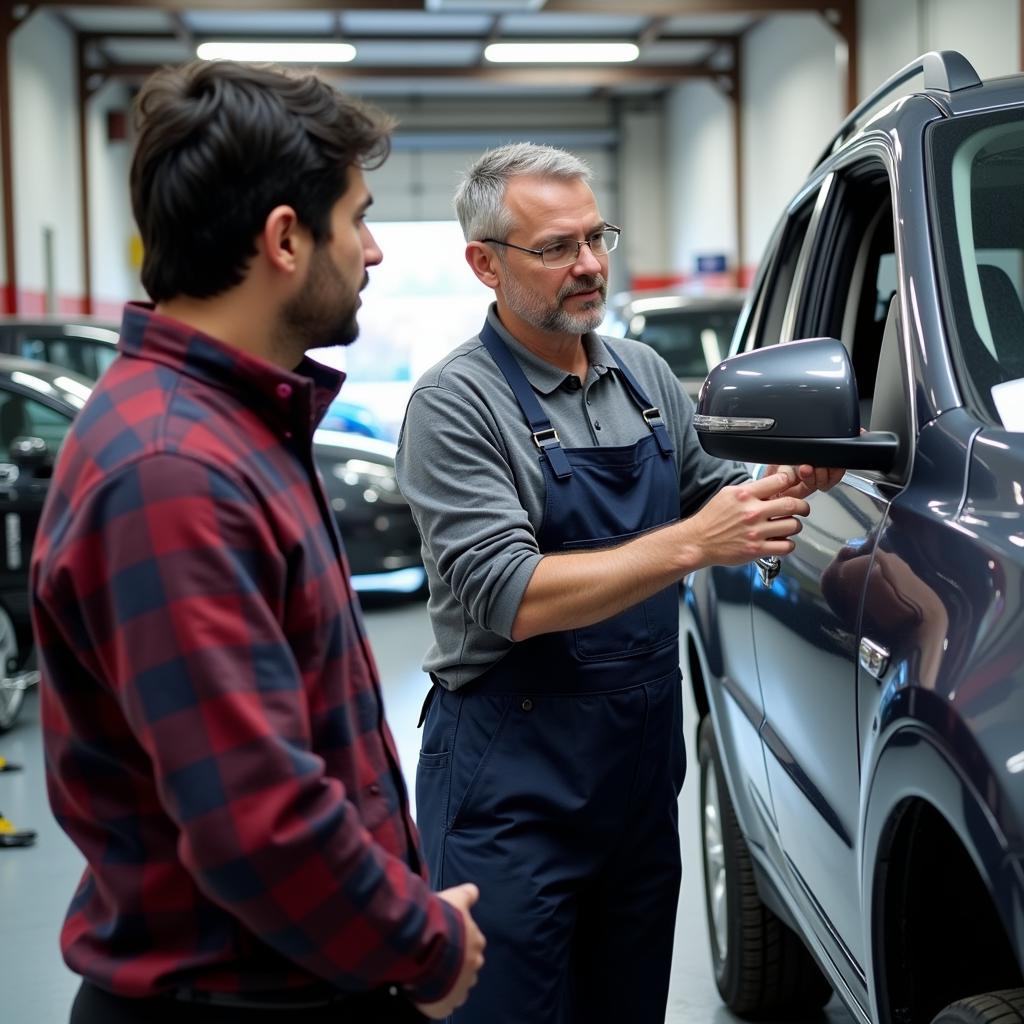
859 637 890 679
756 555 781 585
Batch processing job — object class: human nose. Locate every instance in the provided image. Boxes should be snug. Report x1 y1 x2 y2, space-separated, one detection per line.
363 224 383 267
573 239 602 274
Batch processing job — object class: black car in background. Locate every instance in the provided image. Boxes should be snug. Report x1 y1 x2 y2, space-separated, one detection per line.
684 52 1024 1024
0 316 120 381
601 290 744 401
0 317 424 598
0 356 91 731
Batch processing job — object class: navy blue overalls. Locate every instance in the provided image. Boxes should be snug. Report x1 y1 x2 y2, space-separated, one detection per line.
417 322 686 1024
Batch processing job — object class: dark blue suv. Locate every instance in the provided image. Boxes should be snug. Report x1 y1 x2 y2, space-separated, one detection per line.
684 52 1024 1024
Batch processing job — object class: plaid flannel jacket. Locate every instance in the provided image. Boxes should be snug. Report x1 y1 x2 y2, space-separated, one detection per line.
31 303 463 1003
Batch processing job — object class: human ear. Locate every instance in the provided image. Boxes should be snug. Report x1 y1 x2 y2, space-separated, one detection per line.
465 242 500 289
262 205 308 275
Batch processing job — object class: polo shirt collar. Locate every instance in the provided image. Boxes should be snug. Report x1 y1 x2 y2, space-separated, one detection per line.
485 304 616 396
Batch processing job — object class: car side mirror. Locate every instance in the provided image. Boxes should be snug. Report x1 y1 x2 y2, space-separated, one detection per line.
8 435 51 470
694 337 899 472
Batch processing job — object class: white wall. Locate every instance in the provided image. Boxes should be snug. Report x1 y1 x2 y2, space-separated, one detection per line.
660 1 1019 290
665 80 735 284
859 0 1019 97
11 9 83 312
87 80 140 314
741 14 843 276
661 13 842 288
615 98 667 287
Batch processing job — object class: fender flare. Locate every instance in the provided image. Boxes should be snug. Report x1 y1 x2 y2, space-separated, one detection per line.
861 716 1024 1019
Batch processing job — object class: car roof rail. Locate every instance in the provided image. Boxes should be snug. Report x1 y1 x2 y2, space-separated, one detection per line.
814 49 982 168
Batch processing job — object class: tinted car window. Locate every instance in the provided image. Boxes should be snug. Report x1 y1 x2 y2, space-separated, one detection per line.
931 111 1024 425
626 307 740 377
19 336 116 381
0 391 72 454
755 199 816 348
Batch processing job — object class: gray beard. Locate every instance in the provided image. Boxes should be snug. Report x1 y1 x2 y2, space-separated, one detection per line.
504 273 607 336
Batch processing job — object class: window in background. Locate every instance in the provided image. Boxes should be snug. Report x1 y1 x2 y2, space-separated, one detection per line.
311 220 492 441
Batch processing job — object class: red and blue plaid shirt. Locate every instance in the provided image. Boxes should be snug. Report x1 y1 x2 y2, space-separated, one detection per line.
31 303 463 1002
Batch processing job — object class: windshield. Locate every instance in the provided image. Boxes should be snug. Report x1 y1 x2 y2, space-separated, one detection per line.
930 111 1024 429
625 306 740 377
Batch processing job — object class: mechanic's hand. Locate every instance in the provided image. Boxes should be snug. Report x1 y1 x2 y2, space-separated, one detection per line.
765 463 845 499
415 884 486 1020
687 469 810 566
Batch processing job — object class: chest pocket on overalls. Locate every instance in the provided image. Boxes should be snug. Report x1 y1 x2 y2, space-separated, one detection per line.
562 530 680 661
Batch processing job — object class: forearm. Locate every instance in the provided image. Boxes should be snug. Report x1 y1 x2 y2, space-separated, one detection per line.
511 468 806 641
511 520 703 640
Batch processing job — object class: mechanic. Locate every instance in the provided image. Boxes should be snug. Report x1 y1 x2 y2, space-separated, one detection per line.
396 142 840 1024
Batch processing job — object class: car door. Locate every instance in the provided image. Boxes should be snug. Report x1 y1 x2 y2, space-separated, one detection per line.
0 384 75 618
702 189 820 840
747 154 905 986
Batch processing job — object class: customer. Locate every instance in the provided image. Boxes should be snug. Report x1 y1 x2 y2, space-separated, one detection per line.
31 59 483 1024
396 142 839 1024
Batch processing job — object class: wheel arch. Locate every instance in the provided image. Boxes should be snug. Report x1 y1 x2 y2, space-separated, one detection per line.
864 723 1024 1023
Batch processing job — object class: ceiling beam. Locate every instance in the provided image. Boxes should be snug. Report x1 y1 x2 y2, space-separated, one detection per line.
77 30 745 46
100 63 720 86
29 0 839 13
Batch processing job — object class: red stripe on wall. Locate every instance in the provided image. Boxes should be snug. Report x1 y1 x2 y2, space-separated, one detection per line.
0 285 123 320
630 267 758 293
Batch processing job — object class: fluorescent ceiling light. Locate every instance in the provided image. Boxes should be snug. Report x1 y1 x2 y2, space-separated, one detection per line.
484 42 639 63
197 41 357 63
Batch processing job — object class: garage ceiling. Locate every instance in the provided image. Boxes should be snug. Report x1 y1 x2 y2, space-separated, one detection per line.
20 0 854 99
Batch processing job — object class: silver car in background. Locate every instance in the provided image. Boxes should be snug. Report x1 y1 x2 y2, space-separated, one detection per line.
601 290 745 402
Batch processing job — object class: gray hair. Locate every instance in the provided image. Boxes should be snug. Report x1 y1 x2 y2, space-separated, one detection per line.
453 142 592 242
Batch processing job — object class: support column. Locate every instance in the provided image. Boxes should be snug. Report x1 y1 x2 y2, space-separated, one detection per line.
716 36 745 287
825 0 859 112
0 8 17 312
77 35 96 315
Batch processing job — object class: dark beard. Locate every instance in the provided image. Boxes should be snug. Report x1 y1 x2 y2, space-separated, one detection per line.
281 264 363 351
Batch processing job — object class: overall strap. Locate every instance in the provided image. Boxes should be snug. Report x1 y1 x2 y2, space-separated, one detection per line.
480 320 573 479
604 343 674 456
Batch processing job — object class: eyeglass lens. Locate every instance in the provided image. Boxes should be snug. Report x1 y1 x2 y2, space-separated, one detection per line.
541 229 619 268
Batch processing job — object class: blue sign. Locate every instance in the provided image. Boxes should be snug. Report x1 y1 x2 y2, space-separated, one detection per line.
696 253 728 274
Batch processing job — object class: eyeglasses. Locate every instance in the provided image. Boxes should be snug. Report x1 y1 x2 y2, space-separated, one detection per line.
481 226 621 269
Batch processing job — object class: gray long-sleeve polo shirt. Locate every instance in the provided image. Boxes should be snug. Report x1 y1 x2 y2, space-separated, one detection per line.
395 304 747 690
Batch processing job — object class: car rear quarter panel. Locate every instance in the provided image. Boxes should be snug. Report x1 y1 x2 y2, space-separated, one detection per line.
861 417 1024 1000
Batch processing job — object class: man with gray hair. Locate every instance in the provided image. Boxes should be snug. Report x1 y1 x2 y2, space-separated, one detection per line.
396 142 840 1022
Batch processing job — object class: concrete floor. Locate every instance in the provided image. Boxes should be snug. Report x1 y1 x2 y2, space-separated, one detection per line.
0 595 855 1023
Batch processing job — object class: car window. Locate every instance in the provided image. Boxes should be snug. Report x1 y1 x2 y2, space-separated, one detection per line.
19 336 115 381
745 192 819 351
626 307 740 377
0 391 72 456
930 111 1024 428
793 161 898 429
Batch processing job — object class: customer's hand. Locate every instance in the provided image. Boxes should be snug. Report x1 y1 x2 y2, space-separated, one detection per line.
415 884 486 1020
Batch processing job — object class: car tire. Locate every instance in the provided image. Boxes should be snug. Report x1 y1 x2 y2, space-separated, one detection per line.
930 990 1024 1023
698 715 833 1017
0 604 24 733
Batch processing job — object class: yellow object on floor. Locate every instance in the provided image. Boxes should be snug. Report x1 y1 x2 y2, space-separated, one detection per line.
0 813 36 847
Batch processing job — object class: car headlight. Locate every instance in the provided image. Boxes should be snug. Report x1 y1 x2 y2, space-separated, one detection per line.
331 458 405 505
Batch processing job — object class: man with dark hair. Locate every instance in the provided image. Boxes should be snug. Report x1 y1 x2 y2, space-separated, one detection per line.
31 59 483 1024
